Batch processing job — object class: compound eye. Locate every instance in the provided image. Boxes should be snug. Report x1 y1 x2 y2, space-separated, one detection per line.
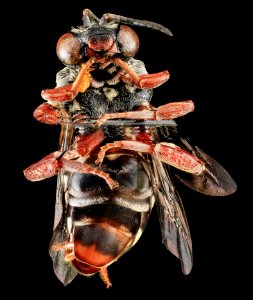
117 25 140 57
56 33 82 65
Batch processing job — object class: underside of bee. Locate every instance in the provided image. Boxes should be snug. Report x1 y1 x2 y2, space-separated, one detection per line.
24 8 237 288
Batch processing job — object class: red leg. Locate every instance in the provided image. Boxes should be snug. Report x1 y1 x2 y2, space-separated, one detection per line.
137 72 170 89
61 159 118 189
94 101 194 127
99 267 112 289
156 101 194 120
70 59 94 93
41 84 76 102
96 141 205 175
51 242 76 262
113 57 170 89
41 58 95 102
51 242 74 251
75 128 105 156
154 142 205 174
23 151 62 181
33 103 70 124
24 150 118 190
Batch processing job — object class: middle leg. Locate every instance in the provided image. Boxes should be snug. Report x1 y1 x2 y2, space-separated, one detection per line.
96 140 205 175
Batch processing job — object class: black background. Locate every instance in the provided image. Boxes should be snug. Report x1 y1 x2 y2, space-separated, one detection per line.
8 0 248 297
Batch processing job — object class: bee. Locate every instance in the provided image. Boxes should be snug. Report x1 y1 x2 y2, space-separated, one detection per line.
23 9 237 288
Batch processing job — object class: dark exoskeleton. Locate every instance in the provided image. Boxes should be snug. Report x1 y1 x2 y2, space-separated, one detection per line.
24 9 237 288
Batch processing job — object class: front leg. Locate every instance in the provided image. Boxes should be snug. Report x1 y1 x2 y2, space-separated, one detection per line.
113 58 170 89
33 102 70 124
94 101 194 127
96 140 205 175
41 58 95 102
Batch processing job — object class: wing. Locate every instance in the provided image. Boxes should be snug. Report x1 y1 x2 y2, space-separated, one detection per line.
158 122 237 196
48 171 78 286
48 124 78 286
150 156 193 275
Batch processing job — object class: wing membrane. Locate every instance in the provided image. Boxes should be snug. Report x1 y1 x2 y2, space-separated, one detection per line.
150 156 193 274
49 124 78 285
49 171 78 286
